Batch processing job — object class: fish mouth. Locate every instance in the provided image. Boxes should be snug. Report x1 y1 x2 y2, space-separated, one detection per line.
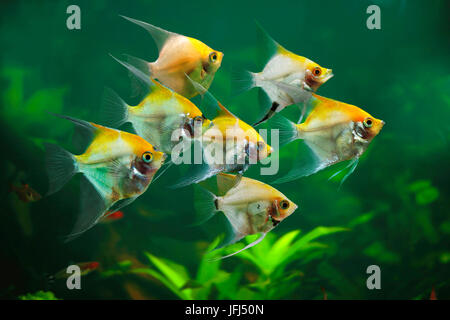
322 69 334 82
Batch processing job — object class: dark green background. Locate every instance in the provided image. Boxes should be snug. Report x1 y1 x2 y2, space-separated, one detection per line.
0 0 449 299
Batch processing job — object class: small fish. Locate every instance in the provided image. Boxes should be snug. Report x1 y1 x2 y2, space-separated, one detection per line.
9 182 42 203
171 79 272 188
102 55 209 154
51 261 100 280
45 114 165 241
233 22 333 125
430 286 437 300
99 210 124 224
195 173 298 259
121 15 223 98
273 94 384 185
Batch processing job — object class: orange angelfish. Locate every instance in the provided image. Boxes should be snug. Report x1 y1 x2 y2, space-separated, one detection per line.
121 16 223 98
272 93 384 185
45 114 165 241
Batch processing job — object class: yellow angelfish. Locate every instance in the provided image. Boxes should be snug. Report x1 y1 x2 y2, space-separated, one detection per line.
103 55 210 154
171 79 272 188
45 114 165 240
195 173 298 259
272 94 384 184
233 22 333 126
121 16 223 98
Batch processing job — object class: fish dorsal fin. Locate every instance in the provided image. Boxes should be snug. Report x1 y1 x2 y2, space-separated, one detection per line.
110 54 157 99
50 113 99 153
216 101 236 119
120 15 178 53
216 173 243 196
184 73 237 120
255 21 285 66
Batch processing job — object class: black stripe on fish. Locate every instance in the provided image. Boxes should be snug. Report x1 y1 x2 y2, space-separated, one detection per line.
253 102 279 126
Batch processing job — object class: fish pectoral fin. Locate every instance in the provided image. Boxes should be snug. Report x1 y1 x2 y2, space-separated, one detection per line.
120 16 177 53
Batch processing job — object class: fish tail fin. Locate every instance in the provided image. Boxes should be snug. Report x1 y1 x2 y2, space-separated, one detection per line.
44 143 78 196
192 186 218 226
230 67 256 96
100 87 130 128
270 115 300 146
120 15 176 53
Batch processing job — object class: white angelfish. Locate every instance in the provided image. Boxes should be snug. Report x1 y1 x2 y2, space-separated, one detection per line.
194 173 298 259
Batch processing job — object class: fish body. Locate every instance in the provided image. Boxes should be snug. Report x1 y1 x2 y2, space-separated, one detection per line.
202 111 272 174
45 114 165 240
195 173 298 259
104 56 209 154
9 183 41 202
233 23 332 125
122 16 223 98
273 94 384 184
171 82 272 188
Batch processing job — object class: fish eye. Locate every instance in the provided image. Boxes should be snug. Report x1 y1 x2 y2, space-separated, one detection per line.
313 67 322 76
279 200 290 210
142 151 153 163
209 52 218 63
363 118 373 128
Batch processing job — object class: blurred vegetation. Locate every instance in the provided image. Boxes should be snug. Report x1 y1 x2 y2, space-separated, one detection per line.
0 0 448 300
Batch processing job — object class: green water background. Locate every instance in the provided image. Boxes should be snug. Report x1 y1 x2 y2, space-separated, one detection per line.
0 0 449 299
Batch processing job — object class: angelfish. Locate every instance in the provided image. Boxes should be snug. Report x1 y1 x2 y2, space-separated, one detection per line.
121 15 223 98
45 114 165 241
102 55 210 154
170 78 272 188
195 173 298 259
272 94 384 184
233 22 333 126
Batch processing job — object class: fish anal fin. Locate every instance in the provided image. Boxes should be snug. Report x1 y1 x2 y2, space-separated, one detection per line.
64 175 109 242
